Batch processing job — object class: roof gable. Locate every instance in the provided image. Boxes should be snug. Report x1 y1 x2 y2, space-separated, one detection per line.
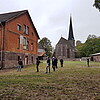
0 10 27 22
56 37 74 48
0 10 40 39
57 37 68 45
90 53 100 56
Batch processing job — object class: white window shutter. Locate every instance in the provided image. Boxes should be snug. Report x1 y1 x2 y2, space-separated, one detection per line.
20 35 23 44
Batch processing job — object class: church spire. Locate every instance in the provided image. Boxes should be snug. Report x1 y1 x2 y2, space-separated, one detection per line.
68 16 74 40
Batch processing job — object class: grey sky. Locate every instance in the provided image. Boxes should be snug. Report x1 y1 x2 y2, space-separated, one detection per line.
0 0 100 47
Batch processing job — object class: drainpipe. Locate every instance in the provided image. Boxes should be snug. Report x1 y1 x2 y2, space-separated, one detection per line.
0 22 4 69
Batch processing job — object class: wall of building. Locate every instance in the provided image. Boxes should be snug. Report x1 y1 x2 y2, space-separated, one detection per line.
4 13 38 54
91 55 100 62
0 51 37 68
55 40 75 59
0 12 39 68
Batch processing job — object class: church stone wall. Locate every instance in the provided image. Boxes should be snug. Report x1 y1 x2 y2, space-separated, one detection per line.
55 40 75 60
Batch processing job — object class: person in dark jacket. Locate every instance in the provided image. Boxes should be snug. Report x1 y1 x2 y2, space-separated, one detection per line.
60 58 63 67
52 57 56 71
55 57 58 68
17 59 23 72
46 57 51 73
36 58 40 72
87 58 90 67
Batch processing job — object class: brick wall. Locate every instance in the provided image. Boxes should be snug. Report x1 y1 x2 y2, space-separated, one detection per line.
0 11 39 68
0 51 37 68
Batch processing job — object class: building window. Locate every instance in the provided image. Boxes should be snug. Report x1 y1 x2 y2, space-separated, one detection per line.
24 25 29 35
31 43 34 51
57 45 61 56
20 35 23 44
32 32 33 36
31 56 33 63
17 24 22 31
23 37 28 50
18 56 20 61
17 38 20 49
23 37 27 46
27 41 29 50
67 49 70 58
63 46 65 56
25 56 28 65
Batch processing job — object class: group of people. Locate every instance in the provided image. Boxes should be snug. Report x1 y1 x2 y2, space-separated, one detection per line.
17 57 63 72
17 57 90 72
36 56 64 73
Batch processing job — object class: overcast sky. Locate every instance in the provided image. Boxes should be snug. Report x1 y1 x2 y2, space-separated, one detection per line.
0 0 100 47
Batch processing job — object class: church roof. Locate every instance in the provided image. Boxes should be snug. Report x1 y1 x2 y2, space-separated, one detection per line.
57 37 68 45
55 16 75 48
68 16 74 40
56 37 74 48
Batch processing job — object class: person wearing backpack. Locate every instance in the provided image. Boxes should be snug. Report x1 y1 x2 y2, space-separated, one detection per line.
17 59 23 72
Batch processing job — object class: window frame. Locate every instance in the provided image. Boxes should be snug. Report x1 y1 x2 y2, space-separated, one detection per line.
17 37 20 49
17 24 22 31
31 43 34 51
24 24 29 35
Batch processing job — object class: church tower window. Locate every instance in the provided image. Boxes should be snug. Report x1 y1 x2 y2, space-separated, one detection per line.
67 49 70 58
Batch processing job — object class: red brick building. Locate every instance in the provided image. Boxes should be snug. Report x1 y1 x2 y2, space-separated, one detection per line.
0 10 40 69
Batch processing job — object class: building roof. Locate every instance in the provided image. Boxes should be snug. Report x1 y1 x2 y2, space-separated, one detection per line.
68 16 75 40
38 49 45 52
0 10 40 39
0 10 27 22
56 37 74 47
57 37 68 45
90 53 100 56
38 52 46 56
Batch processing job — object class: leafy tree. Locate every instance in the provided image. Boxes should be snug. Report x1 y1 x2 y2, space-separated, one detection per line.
93 0 100 11
76 40 82 46
38 37 53 57
76 35 100 57
76 43 87 58
87 34 97 40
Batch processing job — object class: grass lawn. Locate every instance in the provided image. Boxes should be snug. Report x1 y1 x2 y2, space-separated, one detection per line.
0 61 100 100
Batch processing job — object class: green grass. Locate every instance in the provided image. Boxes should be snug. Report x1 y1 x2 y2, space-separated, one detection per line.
0 61 100 100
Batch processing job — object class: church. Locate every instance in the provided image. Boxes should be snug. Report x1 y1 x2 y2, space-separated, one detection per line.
54 16 76 59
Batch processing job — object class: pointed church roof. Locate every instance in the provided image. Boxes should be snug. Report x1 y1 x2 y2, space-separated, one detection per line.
68 16 74 40
57 37 68 45
56 37 74 48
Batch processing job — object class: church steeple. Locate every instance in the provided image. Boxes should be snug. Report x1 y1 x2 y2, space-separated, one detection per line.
68 16 74 40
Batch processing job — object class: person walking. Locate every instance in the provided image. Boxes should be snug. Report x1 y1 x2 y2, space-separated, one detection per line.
17 59 23 72
55 57 58 68
60 58 63 67
46 57 50 73
87 58 90 67
36 57 40 72
52 57 56 71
